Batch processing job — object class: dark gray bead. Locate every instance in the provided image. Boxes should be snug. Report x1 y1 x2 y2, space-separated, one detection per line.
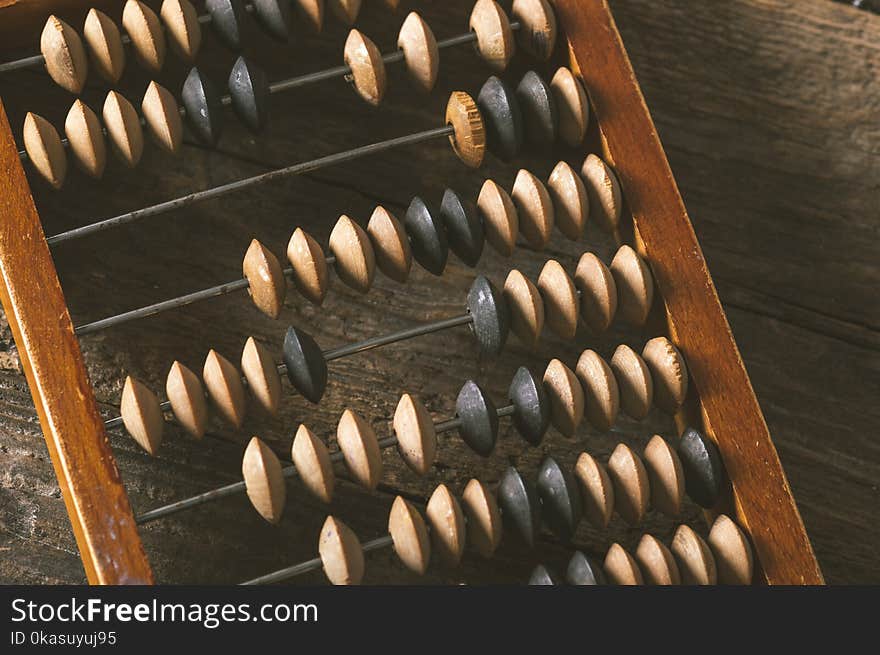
182 67 224 146
228 56 270 133
678 427 725 508
404 196 448 275
440 188 484 268
251 0 291 41
528 564 560 585
566 551 606 585
536 456 582 541
466 276 509 357
282 326 327 404
498 466 541 548
508 367 550 445
516 70 558 148
206 0 246 50
455 380 498 457
476 75 523 161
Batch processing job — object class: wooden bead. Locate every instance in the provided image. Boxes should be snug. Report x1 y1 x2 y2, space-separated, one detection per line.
328 0 361 25
40 16 88 94
206 0 246 51
242 436 286 524
607 443 649 525
228 56 270 133
516 70 557 147
23 113 67 190
503 269 544 346
142 81 183 154
319 516 364 585
405 196 447 276
547 161 588 240
466 276 510 357
65 100 106 179
603 543 644 585
243 239 286 319
508 366 550 445
468 0 514 72
574 451 614 528
426 484 465 565
678 427 724 509
462 478 502 558
536 455 582 541
580 154 622 233
160 0 201 62
642 336 689 413
537 259 578 340
497 466 540 548
708 514 754 585
512 169 554 249
574 252 617 333
283 326 328 403
291 424 335 503
294 0 324 32
445 91 486 168
337 409 382 490
610 245 654 325
512 0 557 61
643 435 684 516
552 68 590 147
575 349 619 432
671 524 717 585
329 215 376 293
165 360 208 438
344 30 386 106
542 358 584 437
287 228 329 305
183 67 224 146
389 496 431 574
103 91 144 168
123 0 166 73
251 0 292 41
83 9 125 83
120 376 164 455
241 337 282 416
477 179 518 256
477 76 523 161
635 534 681 585
393 393 436 476
203 349 247 428
456 380 498 456
367 206 411 283
440 188 484 267
610 344 653 420
397 12 438 93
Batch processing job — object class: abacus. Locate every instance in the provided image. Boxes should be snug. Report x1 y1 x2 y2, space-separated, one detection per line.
0 0 823 585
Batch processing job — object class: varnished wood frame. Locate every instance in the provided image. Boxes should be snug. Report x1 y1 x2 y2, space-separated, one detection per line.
0 0 821 584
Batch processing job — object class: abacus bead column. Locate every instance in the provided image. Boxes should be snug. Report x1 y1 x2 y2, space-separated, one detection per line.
405 196 447 275
551 67 590 147
445 91 487 169
142 81 184 154
643 435 685 516
547 161 589 240
165 360 209 437
516 71 558 148
83 9 126 83
607 443 650 525
161 0 203 62
344 30 386 106
328 0 361 25
635 534 681 585
243 240 287 319
389 497 431 575
468 0 515 72
367 206 412 283
455 380 498 457
440 188 484 267
291 424 335 503
228 56 270 133
603 543 644 585
103 91 144 168
611 245 654 325
503 269 544 346
393 394 437 476
466 276 510 357
566 551 606 585
462 479 502 558
337 409 383 490
287 228 330 304
512 169 554 249
329 215 377 293
23 113 67 190
677 427 724 509
182 67 225 146
497 467 541 548
282 326 328 403
294 0 324 32
642 336 689 414
512 0 557 61
397 12 439 93
708 515 754 585
508 366 550 445
206 0 246 50
529 565 560 585
536 456 582 541
574 252 617 333
610 344 653 420
123 0 167 73
537 259 578 340
40 16 88 94
241 337 283 416
120 376 164 455
319 516 365 585
575 349 620 432
242 436 287 524
251 0 292 42
203 350 248 427
477 179 518 256
426 484 466 565
476 76 523 161
574 451 614 528
581 155 622 233
671 524 717 585
542 359 584 437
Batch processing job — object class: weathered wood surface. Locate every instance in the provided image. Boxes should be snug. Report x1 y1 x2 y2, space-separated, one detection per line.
0 0 877 583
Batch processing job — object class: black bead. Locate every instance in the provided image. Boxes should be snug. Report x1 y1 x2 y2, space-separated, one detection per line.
678 427 725 508
528 564 560 585
516 70 558 148
536 456 582 541
182 67 224 146
455 380 498 457
404 196 448 276
466 276 509 357
508 367 550 445
476 75 523 161
566 551 606 585
251 0 291 41
282 326 328 404
498 466 541 548
228 56 270 133
440 188 484 268
206 0 246 50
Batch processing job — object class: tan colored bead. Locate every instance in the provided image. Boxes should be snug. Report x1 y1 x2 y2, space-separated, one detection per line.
397 12 439 93
426 484 466 565
477 179 518 256
512 169 555 249
329 215 376 293
672 524 717 585
160 0 202 63
389 496 431 574
610 344 653 420
503 269 544 346
542 359 584 436
291 424 335 503
367 206 412 283
242 436 286 524
123 0 166 72
575 349 619 432
551 67 589 147
547 161 588 240
574 451 614 528
243 239 286 319
203 349 247 428
580 154 622 233
328 0 361 25
468 0 514 72
337 409 382 490
319 516 364 585
462 478 502 558
607 443 649 525
120 376 164 455
40 16 88 94
446 91 486 168
643 435 684 517
287 228 329 305
344 30 386 106
642 336 689 413
393 393 436 476
708 515 754 585
83 9 126 83
165 360 208 438
635 534 681 585
574 252 617 333
537 259 578 340
604 543 643 585
241 337 282 416
512 0 556 61
64 100 106 179
294 0 324 32
23 113 67 190
610 245 654 325
103 91 144 168
142 81 183 154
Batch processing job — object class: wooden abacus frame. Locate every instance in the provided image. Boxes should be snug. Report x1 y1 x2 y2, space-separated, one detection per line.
0 0 823 585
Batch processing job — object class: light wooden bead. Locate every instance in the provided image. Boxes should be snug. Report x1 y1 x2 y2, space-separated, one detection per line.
120 376 164 455
644 435 684 517
294 0 325 32
103 91 144 168
393 393 436 476
547 161 588 240
468 0 514 72
40 16 88 94
542 358 584 437
344 29 386 106
142 81 183 154
512 169 554 249
83 9 125 83
708 514 754 585
319 516 364 585
165 360 208 438
574 451 614 528
610 344 653 420
575 349 619 432
243 239 286 319
537 259 578 340
389 496 431 575
610 245 654 325
23 113 67 190
446 91 486 168
123 0 166 73
160 0 202 63
574 252 617 333
287 228 329 305
203 349 247 428
329 215 376 293
604 543 643 585
367 206 412 283
242 436 286 524
426 484 466 565
291 424 335 503
642 336 689 413
241 337 282 416
672 524 717 585
607 443 649 525
511 0 557 61
580 154 622 233
397 12 439 93
337 409 382 490
635 534 681 585
551 67 589 147
462 478 502 558
328 0 361 25
64 100 106 179
503 269 544 346
477 179 518 256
